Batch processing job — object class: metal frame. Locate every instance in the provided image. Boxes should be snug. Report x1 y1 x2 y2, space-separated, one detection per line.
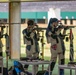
19 60 51 75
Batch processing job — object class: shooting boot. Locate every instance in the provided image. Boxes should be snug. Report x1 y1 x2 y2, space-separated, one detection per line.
44 71 52 75
60 69 64 75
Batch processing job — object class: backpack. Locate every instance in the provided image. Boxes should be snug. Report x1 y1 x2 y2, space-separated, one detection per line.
8 66 17 75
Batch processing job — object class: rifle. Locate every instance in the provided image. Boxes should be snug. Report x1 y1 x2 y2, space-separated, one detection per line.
57 22 76 29
33 25 76 32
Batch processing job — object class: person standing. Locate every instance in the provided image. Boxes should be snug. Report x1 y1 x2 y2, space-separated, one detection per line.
22 20 40 74
44 18 66 75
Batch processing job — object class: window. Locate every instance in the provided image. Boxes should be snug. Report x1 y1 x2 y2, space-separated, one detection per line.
3 19 7 23
0 19 7 23
37 19 45 24
70 19 73 24
64 19 67 24
21 19 25 24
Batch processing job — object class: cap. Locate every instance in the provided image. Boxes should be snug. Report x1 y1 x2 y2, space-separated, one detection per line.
27 20 34 26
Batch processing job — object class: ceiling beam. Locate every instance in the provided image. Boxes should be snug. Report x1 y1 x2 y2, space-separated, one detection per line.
0 0 75 3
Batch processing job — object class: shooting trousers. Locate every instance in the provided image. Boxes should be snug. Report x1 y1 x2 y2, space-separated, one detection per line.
50 37 64 63
26 44 39 58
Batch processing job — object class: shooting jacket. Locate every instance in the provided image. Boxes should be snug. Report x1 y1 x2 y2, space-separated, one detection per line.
46 25 63 53
22 28 39 53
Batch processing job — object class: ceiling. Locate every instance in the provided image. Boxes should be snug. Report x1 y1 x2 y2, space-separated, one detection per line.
0 1 76 12
0 0 75 2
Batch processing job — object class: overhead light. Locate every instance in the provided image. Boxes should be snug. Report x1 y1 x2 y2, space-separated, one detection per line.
66 16 68 19
43 16 46 19
72 16 74 19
